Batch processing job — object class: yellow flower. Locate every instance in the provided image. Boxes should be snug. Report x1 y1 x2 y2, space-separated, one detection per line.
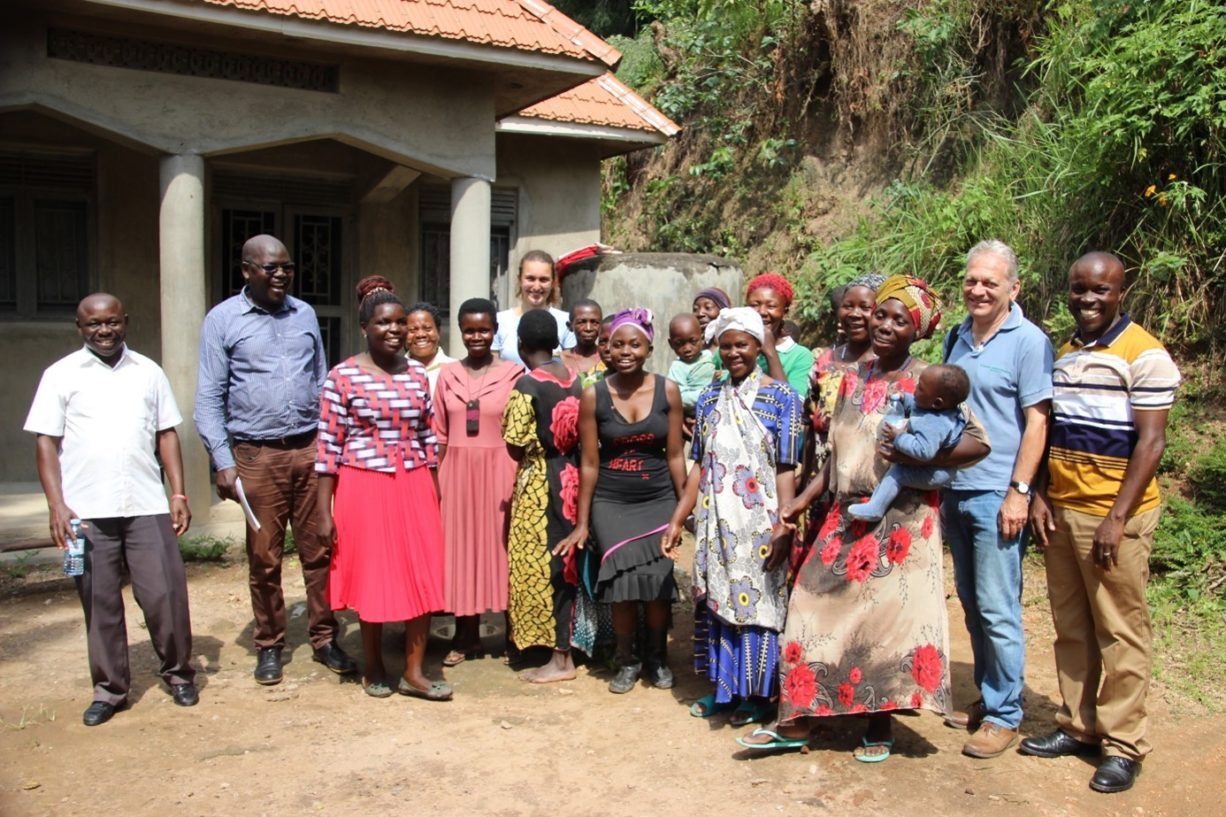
1158 192 1168 206
1168 173 1178 181
1144 184 1157 198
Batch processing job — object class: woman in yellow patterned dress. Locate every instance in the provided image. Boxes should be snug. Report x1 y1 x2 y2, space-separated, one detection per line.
501 309 584 683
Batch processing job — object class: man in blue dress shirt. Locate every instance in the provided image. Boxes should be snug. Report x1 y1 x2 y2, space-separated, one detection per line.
195 234 355 684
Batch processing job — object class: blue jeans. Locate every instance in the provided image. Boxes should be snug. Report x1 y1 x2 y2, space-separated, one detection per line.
942 489 1025 729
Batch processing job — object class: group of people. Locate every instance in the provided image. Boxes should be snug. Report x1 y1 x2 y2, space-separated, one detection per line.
26 234 1178 796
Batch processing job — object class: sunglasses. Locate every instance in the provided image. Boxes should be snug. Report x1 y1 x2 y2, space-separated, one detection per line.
244 261 296 274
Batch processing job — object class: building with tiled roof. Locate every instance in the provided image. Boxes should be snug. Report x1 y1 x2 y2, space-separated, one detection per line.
0 0 678 505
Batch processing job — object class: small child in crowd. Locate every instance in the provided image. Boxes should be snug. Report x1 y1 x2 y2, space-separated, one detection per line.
666 313 715 438
848 364 972 521
561 299 604 386
596 315 615 373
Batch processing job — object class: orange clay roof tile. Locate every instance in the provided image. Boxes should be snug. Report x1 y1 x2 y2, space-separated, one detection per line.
199 0 620 65
515 73 680 137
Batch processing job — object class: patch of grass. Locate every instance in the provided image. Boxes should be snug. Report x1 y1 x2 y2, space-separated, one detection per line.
0 704 57 730
1 551 41 580
178 536 233 563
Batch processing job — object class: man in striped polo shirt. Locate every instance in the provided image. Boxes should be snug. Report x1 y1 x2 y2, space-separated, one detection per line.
1024 252 1180 794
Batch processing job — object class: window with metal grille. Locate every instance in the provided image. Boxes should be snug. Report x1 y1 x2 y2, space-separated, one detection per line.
0 149 94 318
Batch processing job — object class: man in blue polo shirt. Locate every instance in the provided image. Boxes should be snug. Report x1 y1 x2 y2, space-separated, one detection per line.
942 240 1053 758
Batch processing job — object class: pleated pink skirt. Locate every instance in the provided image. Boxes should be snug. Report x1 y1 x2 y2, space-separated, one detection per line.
439 444 516 616
329 465 445 623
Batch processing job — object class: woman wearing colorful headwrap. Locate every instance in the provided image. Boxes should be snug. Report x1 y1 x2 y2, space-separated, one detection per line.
743 273 814 396
557 308 687 694
738 275 986 760
662 306 803 725
692 287 732 345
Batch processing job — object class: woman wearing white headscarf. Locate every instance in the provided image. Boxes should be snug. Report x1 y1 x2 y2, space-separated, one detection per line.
662 307 804 724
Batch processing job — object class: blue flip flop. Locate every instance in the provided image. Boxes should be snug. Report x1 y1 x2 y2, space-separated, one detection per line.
735 727 809 751
730 698 776 727
853 736 894 763
689 694 736 718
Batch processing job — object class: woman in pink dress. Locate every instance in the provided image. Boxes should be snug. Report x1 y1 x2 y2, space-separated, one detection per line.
316 278 450 701
433 298 523 666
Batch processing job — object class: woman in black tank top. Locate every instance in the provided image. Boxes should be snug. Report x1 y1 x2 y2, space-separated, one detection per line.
556 309 686 694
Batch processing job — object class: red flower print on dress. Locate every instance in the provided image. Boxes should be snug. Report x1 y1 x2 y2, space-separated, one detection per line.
880 700 897 711
851 703 867 714
782 663 817 709
784 641 804 666
816 704 833 716
862 377 888 415
550 396 580 453
897 377 917 395
910 643 943 694
559 464 580 524
921 515 935 540
845 534 880 583
837 682 855 707
926 490 941 510
910 692 923 709
820 536 842 566
818 504 841 540
850 519 868 540
839 368 860 398
886 527 913 565
849 666 862 685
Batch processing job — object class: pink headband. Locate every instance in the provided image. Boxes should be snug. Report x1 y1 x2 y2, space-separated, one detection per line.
609 308 655 344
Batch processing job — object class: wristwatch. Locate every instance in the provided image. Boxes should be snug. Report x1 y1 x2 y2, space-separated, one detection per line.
1010 480 1031 496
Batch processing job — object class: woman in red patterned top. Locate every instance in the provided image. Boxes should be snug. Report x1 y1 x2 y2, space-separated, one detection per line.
316 278 450 701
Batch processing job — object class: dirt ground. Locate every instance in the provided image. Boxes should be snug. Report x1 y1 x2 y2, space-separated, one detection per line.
1 546 1222 817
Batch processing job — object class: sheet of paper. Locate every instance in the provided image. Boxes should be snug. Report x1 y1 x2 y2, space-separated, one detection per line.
234 477 262 532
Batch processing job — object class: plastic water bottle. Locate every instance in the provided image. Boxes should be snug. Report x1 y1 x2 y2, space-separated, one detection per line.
882 394 907 438
64 518 85 577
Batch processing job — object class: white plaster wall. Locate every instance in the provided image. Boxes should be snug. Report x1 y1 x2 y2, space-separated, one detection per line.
0 15 496 179
496 133 601 306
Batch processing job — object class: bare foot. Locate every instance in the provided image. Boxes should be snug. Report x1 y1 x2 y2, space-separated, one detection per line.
518 650 575 684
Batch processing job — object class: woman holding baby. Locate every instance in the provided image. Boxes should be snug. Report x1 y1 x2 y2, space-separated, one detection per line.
736 275 987 762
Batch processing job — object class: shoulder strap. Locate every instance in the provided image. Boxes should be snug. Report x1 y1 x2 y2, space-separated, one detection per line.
942 324 961 363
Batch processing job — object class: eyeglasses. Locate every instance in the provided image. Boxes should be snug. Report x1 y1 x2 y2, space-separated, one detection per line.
244 261 296 274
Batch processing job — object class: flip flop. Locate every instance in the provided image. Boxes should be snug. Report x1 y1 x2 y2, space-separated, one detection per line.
730 698 776 727
735 727 809 751
442 649 469 668
689 694 736 718
362 676 394 699
853 736 894 763
397 677 453 701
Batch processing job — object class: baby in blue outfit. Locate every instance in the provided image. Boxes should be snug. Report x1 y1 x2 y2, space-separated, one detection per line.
849 364 971 521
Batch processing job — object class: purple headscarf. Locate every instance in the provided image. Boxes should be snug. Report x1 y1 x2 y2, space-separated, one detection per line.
609 307 655 344
693 287 731 310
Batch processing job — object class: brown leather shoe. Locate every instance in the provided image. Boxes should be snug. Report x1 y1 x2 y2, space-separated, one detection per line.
944 699 983 731
962 721 1019 758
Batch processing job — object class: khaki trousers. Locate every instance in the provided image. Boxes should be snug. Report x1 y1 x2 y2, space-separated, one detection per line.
1044 504 1161 761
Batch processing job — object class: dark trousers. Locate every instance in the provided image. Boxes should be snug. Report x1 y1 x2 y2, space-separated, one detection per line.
233 436 336 650
77 514 194 705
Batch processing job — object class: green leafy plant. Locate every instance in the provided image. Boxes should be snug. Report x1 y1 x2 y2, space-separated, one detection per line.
178 536 233 562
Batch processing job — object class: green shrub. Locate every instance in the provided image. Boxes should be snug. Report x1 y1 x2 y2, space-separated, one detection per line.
1188 438 1226 514
1149 497 1226 603
178 536 232 562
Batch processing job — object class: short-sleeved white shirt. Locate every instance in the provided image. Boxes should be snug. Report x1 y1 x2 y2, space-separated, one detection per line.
24 346 182 519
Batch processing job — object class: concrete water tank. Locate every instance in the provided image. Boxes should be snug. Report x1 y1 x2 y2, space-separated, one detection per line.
560 252 743 377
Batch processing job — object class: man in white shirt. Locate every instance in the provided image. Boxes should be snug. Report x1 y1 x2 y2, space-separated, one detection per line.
25 293 197 726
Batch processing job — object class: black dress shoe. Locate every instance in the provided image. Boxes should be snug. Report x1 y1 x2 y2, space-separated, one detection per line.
312 640 357 675
171 682 199 707
82 701 119 726
254 646 284 685
1090 756 1140 793
1019 729 1100 758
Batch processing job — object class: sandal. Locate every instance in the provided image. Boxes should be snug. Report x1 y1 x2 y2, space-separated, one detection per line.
689 694 736 719
735 727 810 752
362 675 394 699
853 736 894 763
730 698 776 727
442 649 470 668
397 677 453 701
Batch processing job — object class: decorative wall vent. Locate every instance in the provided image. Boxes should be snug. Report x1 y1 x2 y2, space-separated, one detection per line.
47 28 340 93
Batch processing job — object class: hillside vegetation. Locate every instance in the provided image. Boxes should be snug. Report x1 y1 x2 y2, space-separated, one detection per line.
598 0 1225 699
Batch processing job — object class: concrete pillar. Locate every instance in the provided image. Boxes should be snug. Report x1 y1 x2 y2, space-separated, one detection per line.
448 176 491 354
158 153 211 518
